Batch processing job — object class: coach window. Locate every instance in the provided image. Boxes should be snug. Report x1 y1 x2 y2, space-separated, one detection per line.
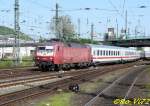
100 50 102 56
93 51 95 55
98 50 100 56
109 51 110 56
97 50 99 56
99 50 101 56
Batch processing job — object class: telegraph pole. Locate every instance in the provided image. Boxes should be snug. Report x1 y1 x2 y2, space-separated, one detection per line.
116 18 118 39
14 0 20 66
125 10 128 39
77 18 80 38
55 3 59 39
91 23 94 42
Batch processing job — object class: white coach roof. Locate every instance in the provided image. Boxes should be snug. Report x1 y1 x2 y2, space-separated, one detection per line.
87 44 136 50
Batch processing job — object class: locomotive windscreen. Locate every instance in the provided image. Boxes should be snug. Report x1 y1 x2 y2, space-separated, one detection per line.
37 46 54 56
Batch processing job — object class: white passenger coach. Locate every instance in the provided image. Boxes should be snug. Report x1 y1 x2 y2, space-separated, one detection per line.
88 44 141 65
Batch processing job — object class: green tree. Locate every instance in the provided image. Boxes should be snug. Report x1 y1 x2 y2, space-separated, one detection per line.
50 15 76 40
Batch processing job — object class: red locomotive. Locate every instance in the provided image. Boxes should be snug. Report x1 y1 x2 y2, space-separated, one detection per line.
35 40 92 71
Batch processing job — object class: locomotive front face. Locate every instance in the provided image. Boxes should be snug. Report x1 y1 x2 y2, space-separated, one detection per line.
36 46 54 63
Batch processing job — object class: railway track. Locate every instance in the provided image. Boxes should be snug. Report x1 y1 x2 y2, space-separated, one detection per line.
84 65 147 106
0 66 38 79
0 60 148 80
0 67 99 89
0 61 141 89
0 63 139 106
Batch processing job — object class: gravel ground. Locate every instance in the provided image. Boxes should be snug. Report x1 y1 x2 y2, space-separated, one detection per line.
71 66 136 106
18 65 132 106
72 65 150 106
13 64 150 106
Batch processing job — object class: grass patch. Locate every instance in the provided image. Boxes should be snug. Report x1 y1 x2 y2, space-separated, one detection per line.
20 60 34 66
20 56 34 66
0 60 13 68
145 84 150 89
37 92 73 106
80 82 100 93
0 56 34 69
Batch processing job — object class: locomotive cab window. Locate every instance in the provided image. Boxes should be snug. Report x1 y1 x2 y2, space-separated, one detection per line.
37 46 54 55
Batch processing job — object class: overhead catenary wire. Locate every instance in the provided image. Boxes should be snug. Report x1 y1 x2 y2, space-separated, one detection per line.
122 0 126 16
107 0 125 20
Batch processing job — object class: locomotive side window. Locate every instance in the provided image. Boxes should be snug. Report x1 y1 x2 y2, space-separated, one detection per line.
57 46 60 51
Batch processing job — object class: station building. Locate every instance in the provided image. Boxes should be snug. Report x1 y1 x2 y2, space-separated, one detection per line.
0 35 36 59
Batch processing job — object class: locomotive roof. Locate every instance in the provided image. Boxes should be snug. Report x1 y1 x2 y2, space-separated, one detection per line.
37 41 89 48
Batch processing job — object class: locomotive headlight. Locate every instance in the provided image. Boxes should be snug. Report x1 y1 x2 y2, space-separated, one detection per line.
50 57 53 60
